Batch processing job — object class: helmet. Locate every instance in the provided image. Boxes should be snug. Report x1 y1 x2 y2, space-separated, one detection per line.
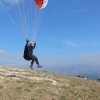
30 41 35 44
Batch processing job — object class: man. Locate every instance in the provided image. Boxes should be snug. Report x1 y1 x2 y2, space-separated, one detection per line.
23 39 43 70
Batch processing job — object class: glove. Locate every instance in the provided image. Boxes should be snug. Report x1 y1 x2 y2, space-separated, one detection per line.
26 39 29 42
34 42 36 46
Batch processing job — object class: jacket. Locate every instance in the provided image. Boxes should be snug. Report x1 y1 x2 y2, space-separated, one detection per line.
27 43 36 55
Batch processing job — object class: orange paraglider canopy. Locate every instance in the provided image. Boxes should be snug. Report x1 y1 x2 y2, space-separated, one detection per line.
34 0 42 8
34 0 48 9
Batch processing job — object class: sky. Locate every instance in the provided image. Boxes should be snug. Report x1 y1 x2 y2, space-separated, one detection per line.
0 0 100 70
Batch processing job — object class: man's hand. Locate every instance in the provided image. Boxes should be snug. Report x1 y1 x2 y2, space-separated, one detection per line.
26 39 29 42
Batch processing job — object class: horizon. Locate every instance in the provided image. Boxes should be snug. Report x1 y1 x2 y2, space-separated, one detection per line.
0 0 100 78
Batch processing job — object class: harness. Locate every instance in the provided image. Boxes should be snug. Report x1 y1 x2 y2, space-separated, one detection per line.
23 45 31 61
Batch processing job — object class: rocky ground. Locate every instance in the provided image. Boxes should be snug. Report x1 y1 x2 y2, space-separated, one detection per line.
0 66 100 100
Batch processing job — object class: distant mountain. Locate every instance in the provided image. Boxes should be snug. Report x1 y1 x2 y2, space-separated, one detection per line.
40 64 100 80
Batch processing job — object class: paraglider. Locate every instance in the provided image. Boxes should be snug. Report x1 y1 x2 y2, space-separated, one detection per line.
24 39 43 70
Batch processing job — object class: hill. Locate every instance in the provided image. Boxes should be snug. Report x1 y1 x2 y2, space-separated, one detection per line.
0 66 100 100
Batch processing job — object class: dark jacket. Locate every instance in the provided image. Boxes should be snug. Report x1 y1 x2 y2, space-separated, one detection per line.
27 43 36 55
23 41 36 60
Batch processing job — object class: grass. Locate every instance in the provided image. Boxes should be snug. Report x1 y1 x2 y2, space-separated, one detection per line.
60 96 66 100
0 86 3 89
31 98 35 100
0 66 100 100
24 88 31 92
15 87 22 92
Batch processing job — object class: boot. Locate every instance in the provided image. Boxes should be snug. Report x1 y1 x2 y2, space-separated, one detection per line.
37 64 43 68
30 65 33 70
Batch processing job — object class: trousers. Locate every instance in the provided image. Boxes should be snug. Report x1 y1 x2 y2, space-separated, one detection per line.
28 54 39 65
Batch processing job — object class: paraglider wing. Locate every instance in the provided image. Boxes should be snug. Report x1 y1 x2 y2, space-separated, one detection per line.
34 0 48 9
0 0 48 41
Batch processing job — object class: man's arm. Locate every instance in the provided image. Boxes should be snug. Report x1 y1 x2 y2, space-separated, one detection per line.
33 43 36 49
26 39 29 46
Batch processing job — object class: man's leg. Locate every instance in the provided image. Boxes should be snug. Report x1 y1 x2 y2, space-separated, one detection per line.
28 54 43 69
31 58 35 65
32 55 39 64
32 55 43 68
28 54 35 70
30 55 39 69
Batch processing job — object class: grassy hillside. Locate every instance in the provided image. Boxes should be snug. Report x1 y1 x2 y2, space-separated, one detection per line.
0 66 100 100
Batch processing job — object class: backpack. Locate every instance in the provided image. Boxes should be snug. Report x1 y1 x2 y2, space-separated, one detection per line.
23 45 31 60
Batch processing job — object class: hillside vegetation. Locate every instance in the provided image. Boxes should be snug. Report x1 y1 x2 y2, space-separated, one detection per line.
0 66 100 100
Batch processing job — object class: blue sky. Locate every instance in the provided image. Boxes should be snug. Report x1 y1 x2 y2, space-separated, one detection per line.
0 0 100 69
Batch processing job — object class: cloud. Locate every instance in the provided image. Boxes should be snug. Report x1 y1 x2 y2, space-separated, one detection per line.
54 49 59 53
62 37 100 47
1 62 24 66
69 53 100 65
13 53 23 57
0 50 7 55
78 53 88 56
63 40 79 47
